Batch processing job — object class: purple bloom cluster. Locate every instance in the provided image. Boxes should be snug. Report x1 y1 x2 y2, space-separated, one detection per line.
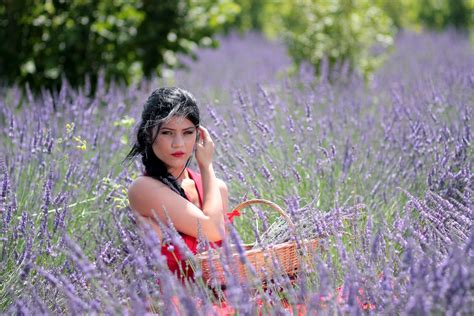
1 30 473 314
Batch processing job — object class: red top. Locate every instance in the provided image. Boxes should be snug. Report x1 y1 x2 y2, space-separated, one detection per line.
143 168 241 281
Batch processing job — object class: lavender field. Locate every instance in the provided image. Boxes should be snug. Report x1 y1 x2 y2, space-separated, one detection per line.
1 31 473 314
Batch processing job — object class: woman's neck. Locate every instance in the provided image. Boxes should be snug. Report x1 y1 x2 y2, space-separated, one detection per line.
169 166 189 182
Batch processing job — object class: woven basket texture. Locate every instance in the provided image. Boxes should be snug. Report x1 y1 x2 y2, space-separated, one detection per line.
196 199 318 285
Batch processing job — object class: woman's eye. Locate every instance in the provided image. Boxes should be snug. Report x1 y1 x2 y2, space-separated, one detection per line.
184 131 194 135
161 131 172 135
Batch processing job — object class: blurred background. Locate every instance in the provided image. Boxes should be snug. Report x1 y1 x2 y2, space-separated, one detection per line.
1 0 472 92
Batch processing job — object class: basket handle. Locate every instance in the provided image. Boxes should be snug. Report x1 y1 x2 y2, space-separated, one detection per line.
232 199 296 231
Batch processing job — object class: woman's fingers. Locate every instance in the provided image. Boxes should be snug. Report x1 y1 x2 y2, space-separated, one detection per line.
195 126 215 168
198 126 213 145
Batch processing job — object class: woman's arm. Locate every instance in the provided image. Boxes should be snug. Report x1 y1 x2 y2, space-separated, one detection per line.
128 177 225 242
198 164 225 235
132 210 164 240
194 126 226 238
218 179 229 219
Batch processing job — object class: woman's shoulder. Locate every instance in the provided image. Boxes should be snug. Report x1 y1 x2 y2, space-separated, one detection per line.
127 176 178 218
127 176 165 200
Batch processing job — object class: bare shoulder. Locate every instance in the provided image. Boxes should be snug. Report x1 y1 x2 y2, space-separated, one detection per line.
127 176 167 213
128 176 163 196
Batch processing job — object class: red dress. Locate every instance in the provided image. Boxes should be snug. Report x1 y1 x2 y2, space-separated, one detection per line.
144 168 240 281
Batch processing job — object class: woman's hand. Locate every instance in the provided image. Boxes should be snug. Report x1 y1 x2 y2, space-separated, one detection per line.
195 126 215 169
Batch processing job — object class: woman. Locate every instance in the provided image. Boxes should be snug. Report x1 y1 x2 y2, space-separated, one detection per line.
124 87 311 314
124 87 233 280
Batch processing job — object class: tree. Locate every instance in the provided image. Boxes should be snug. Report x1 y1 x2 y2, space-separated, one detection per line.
279 0 395 80
376 0 474 32
0 0 240 91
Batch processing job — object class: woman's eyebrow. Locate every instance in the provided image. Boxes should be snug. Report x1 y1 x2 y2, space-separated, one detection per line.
160 126 196 131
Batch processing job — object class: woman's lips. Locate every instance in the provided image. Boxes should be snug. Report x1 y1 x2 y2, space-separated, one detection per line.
171 152 185 157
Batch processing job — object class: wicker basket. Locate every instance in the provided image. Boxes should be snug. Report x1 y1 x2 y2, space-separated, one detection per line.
195 199 318 285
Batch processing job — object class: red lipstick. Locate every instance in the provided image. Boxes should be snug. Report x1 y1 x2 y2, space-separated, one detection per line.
171 151 185 158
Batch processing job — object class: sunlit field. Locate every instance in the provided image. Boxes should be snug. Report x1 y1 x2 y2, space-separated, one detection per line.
1 31 472 314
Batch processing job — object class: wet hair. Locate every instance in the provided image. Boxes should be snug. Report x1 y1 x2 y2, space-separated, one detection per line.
124 87 200 198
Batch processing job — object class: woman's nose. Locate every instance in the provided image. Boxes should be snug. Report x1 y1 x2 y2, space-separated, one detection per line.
172 135 184 147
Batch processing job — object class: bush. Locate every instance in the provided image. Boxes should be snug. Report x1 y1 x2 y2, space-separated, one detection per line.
376 0 474 32
0 0 240 91
280 0 395 81
418 0 473 31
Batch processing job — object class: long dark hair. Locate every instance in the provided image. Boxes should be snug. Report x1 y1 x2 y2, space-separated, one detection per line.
123 87 200 198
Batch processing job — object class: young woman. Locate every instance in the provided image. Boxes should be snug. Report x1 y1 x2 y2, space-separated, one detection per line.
124 87 233 280
124 87 311 314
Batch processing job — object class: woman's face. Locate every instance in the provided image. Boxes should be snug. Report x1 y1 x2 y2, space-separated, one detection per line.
152 116 197 173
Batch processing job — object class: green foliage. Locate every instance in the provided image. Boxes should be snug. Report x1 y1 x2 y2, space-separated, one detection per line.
229 0 395 80
0 0 240 91
226 0 266 32
417 0 473 31
279 0 395 80
230 0 472 81
375 0 421 30
376 0 474 31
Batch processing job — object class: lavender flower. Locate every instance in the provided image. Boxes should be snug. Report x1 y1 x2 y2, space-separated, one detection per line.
1 30 473 314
